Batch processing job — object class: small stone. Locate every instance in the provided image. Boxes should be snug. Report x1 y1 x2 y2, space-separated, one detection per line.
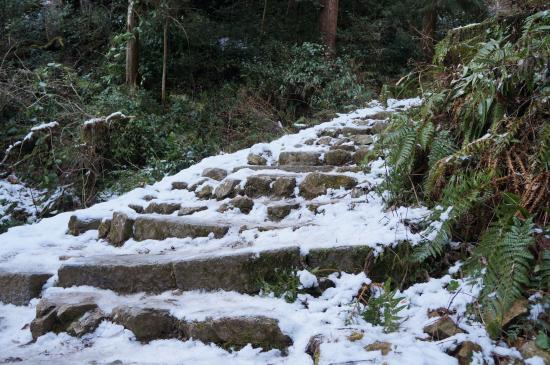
369 121 386 134
304 138 315 145
299 173 358 199
178 206 208 216
128 204 144 213
108 212 134 246
423 317 465 340
316 136 332 145
278 151 321 166
195 185 213 199
66 308 107 337
519 340 550 364
318 277 336 291
231 196 254 214
171 181 188 190
214 179 241 200
188 179 207 192
318 129 339 137
142 195 156 201
325 149 352 166
502 298 528 327
56 302 97 323
351 134 374 146
454 341 482 365
329 144 355 152
112 307 176 342
348 331 364 342
30 309 57 340
267 203 300 221
306 334 325 361
365 341 392 355
202 168 228 181
68 215 102 236
247 153 267 166
0 272 52 306
144 202 181 215
98 218 111 239
351 187 369 198
369 111 392 120
272 177 296 198
354 147 371 164
217 203 230 213
244 175 273 198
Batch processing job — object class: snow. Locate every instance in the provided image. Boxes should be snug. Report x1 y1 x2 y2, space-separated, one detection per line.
30 121 59 131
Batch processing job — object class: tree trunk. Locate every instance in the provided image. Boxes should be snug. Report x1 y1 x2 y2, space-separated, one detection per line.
161 19 168 106
421 2 437 60
319 0 338 55
125 0 139 88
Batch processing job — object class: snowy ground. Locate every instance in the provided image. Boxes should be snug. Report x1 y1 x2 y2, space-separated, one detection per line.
0 99 541 364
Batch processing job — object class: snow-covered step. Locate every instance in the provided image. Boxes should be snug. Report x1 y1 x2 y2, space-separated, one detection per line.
57 248 301 294
30 288 293 351
0 270 52 305
232 165 335 173
133 215 230 241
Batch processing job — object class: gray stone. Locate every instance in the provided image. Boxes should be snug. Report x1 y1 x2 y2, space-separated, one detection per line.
231 196 254 214
351 187 369 198
108 212 134 246
214 179 241 200
195 185 213 199
354 147 371 164
304 138 315 145
134 216 229 241
0 271 52 305
350 134 374 146
217 203 230 213
329 144 355 152
30 307 58 339
316 136 332 145
68 215 102 236
233 165 334 173
30 299 99 339
144 202 181 215
306 334 325 360
278 151 322 166
178 206 208 216
98 218 111 239
171 181 188 190
299 173 358 199
341 127 371 136
454 341 482 365
423 317 465 340
56 302 98 323
368 111 392 120
306 246 373 273
180 316 292 351
244 175 273 198
173 248 301 293
247 154 267 166
112 306 177 342
128 204 144 213
188 179 208 192
272 177 296 198
324 150 352 166
66 308 107 337
58 255 176 294
267 203 300 221
202 168 228 181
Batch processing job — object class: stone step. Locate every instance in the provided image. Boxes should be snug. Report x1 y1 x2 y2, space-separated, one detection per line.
278 151 322 166
30 290 292 351
0 270 52 305
233 165 335 173
299 172 358 199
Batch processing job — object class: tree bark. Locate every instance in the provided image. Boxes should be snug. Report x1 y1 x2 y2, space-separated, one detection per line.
421 2 437 60
161 19 168 106
125 0 139 88
319 0 338 55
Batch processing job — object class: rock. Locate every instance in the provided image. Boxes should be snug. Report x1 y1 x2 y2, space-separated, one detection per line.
318 277 336 291
502 298 529 327
318 129 339 137
351 187 369 198
299 173 358 199
306 334 325 361
30 300 99 339
66 308 107 337
351 134 374 146
247 153 267 166
195 185 213 199
188 179 208 192
329 144 355 152
56 302 98 323
112 306 177 342
306 246 373 273
272 177 296 198
278 151 322 166
133 216 229 241
0 271 52 305
267 203 300 221
68 215 102 235
108 212 134 246
171 181 188 190
423 317 465 340
354 147 371 164
365 341 392 355
244 175 273 198
368 121 386 134
30 308 58 340
180 316 292 351
304 138 315 145
144 202 181 215
142 194 156 201
519 341 550 364
316 136 332 145
454 341 482 365
369 111 392 120
231 196 254 214
128 204 144 213
214 179 241 200
202 168 227 181
98 218 111 239
325 149 352 166
178 206 208 216
217 203 230 213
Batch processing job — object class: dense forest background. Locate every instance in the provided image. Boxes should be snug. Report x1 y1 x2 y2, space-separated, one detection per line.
0 0 487 226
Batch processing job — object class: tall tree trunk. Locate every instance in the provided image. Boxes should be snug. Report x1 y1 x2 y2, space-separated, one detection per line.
319 0 338 55
421 2 437 60
161 19 168 106
125 0 139 88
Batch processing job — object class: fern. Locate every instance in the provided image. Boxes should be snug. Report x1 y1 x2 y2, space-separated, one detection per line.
361 280 407 333
540 250 550 291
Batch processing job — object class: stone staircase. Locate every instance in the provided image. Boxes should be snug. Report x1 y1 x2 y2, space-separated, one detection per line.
0 104 427 361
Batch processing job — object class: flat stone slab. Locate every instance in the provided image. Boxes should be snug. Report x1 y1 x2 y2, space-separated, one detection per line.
133 215 230 241
233 165 335 173
278 151 322 166
58 248 301 294
0 270 52 305
306 246 373 274
68 215 102 236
